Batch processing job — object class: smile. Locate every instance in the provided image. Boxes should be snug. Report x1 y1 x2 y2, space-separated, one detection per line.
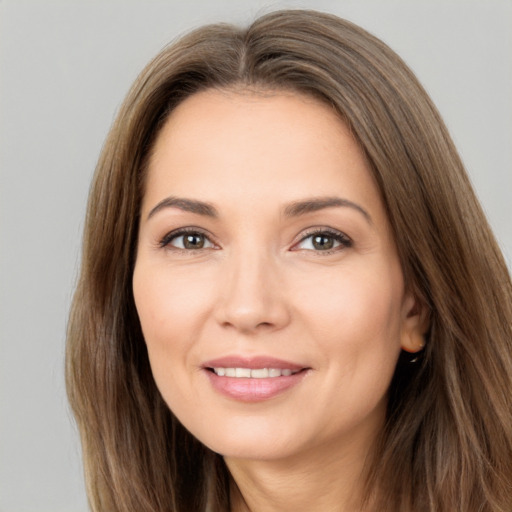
203 357 309 402
211 367 300 378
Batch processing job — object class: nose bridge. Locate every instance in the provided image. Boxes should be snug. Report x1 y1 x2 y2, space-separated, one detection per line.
216 242 288 332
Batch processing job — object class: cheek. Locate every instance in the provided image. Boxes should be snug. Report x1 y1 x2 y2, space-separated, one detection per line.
288 263 404 431
133 263 212 345
291 258 405 419
132 279 193 433
293 262 404 347
132 264 210 398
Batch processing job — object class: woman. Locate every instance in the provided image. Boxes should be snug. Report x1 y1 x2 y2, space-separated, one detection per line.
66 9 512 512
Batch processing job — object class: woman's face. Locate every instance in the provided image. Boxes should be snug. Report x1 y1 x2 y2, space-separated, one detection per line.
133 89 423 462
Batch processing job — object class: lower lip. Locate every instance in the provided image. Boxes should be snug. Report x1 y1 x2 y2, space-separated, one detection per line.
205 370 308 402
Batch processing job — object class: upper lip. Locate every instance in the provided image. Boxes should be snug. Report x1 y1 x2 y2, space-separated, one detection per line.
202 356 307 371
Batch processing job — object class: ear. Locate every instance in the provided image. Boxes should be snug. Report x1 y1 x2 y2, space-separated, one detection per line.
400 292 429 353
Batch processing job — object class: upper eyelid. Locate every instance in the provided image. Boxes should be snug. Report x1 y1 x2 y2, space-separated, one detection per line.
159 226 216 247
290 227 352 252
158 225 351 248
295 226 351 242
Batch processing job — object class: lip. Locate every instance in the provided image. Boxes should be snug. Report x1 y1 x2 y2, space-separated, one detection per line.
202 355 310 402
202 355 306 371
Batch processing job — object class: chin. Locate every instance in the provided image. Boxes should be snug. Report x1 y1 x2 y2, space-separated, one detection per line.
212 438 301 462
184 414 313 462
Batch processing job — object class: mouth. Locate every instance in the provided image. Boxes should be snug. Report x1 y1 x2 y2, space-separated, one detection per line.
202 356 310 402
207 367 302 378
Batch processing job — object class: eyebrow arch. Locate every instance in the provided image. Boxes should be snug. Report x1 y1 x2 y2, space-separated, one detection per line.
283 196 372 224
147 196 218 220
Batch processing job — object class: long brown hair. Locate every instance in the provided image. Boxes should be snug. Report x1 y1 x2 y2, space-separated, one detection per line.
66 9 512 511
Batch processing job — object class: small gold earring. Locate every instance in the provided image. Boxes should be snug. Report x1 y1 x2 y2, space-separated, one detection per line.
409 336 426 363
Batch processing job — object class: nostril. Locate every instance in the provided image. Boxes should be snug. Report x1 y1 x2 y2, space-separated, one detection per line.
256 321 273 328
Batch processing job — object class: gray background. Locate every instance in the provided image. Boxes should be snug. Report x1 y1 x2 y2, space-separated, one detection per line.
1 1 510 510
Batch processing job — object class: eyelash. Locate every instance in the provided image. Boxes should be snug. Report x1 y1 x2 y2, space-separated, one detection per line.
293 228 353 254
158 227 352 254
159 227 215 251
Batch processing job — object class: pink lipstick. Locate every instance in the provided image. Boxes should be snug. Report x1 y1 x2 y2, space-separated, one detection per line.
202 356 309 402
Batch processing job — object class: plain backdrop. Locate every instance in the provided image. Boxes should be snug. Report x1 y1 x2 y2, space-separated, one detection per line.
0 1 510 510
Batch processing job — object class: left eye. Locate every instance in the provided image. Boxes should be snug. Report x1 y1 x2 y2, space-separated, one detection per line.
162 231 215 250
295 231 351 251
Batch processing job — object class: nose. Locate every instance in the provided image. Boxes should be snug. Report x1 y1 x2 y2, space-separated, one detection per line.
214 250 291 334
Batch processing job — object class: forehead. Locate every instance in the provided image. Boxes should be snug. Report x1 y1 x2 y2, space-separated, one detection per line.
143 88 382 220
152 88 348 153
149 88 358 165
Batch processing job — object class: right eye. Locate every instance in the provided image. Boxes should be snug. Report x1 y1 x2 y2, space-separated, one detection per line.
160 230 215 250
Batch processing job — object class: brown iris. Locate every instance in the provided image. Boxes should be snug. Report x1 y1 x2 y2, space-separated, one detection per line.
183 233 206 249
312 234 335 250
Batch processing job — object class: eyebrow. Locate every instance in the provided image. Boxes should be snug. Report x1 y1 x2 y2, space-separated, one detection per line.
147 196 218 220
283 196 372 224
147 195 372 224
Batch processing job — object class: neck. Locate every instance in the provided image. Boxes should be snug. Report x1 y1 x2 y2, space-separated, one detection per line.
225 430 379 512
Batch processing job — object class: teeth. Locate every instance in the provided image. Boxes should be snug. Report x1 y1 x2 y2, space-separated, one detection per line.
212 367 297 378
250 368 269 378
235 368 251 378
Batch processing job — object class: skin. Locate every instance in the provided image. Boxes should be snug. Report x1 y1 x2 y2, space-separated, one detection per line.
133 89 425 511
